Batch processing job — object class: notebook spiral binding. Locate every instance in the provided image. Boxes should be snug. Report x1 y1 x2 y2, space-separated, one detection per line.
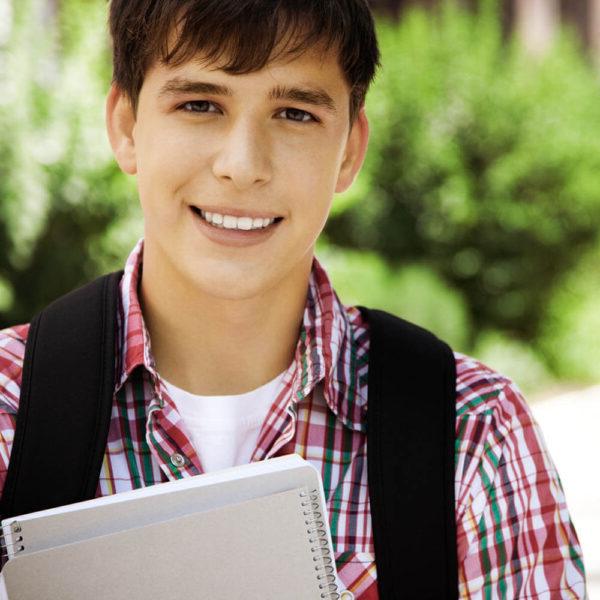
299 488 341 600
0 521 25 560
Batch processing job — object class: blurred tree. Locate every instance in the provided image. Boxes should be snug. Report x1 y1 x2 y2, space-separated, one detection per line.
1 0 599 384
539 241 600 382
0 0 140 328
515 0 559 55
591 0 600 64
326 1 600 343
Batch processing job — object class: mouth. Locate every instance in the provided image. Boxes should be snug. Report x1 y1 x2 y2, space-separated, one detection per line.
189 205 284 248
190 206 284 231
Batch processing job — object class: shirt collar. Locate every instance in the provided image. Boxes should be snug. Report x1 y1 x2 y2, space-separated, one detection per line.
115 238 366 432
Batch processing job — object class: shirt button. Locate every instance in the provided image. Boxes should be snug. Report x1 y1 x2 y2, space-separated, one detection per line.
170 453 186 468
340 591 354 600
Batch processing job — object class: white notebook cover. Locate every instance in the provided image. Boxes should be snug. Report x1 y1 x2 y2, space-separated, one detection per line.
0 454 345 599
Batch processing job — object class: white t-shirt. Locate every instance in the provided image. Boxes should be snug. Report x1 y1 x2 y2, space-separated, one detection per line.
162 371 286 473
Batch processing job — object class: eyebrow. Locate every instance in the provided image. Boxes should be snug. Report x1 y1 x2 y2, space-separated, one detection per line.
157 77 338 114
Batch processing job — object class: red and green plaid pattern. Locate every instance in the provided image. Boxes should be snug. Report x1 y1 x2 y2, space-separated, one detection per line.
0 239 586 598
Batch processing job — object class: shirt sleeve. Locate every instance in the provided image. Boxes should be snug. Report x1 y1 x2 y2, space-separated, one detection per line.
0 325 28 499
455 372 587 599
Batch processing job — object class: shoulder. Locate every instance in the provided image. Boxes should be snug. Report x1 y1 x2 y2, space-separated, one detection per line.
0 324 29 490
453 350 534 461
0 323 29 413
452 354 587 595
453 350 547 508
454 351 528 422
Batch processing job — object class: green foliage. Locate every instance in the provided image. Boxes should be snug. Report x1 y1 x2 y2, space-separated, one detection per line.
472 330 553 393
0 0 140 328
316 241 472 350
327 1 600 346
538 244 600 383
0 0 598 385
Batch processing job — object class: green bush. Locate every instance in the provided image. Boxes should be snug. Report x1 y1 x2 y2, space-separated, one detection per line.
0 0 140 329
538 244 600 382
326 1 600 345
1 0 597 386
472 330 554 394
316 241 472 350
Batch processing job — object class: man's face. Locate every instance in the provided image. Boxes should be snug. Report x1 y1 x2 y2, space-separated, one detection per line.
107 43 369 300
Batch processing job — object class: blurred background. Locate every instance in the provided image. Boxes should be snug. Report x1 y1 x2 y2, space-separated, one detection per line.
0 0 598 594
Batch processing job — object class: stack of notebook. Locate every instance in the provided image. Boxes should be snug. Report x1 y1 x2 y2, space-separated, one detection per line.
0 454 347 599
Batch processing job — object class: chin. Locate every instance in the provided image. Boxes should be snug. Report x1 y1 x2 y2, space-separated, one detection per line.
186 264 276 301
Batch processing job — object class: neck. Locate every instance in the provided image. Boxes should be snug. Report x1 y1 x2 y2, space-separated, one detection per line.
138 245 312 396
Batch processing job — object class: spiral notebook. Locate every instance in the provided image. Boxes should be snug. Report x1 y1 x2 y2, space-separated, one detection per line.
0 454 347 600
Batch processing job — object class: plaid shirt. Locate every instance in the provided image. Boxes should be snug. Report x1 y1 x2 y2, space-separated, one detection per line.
0 239 586 598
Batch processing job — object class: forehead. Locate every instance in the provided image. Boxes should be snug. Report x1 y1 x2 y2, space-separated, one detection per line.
148 43 348 92
142 21 351 104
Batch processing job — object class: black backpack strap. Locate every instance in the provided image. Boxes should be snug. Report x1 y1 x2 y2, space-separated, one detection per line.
0 271 124 520
359 307 458 600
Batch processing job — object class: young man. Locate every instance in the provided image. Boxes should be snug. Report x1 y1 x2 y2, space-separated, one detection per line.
0 0 587 598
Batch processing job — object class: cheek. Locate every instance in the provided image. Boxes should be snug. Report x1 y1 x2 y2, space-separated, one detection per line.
273 141 338 240
136 127 207 215
138 130 198 183
290 178 335 242
277 136 341 194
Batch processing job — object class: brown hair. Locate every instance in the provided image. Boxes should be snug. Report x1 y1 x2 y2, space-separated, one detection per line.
108 0 381 125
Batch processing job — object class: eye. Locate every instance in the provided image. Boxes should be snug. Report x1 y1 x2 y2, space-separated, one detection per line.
278 108 318 123
178 100 221 114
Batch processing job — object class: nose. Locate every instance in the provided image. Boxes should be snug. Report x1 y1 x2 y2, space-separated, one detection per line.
212 118 272 190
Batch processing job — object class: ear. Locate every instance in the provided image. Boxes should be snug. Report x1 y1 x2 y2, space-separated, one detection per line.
105 83 138 175
335 106 370 193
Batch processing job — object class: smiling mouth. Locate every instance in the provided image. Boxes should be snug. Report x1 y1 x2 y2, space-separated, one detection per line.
190 206 284 231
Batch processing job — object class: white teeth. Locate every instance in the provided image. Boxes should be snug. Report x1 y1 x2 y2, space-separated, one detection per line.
198 208 277 231
237 217 253 231
223 215 237 229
